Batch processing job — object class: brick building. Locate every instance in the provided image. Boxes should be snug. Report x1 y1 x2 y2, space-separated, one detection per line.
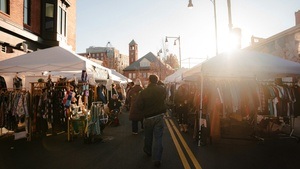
0 0 77 61
123 40 174 86
78 44 129 74
246 10 300 63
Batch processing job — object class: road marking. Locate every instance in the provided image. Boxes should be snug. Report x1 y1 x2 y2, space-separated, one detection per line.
165 112 202 169
165 117 191 169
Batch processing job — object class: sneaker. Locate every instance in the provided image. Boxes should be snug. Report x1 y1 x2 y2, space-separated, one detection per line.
132 132 138 135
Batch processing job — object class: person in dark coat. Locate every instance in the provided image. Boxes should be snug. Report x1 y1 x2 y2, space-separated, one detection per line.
107 94 122 126
175 84 189 132
125 82 134 111
136 75 166 167
128 79 144 134
108 94 122 113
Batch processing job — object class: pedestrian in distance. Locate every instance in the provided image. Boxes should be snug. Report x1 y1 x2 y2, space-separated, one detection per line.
175 84 189 132
107 94 122 126
125 82 134 111
128 79 144 135
137 74 167 168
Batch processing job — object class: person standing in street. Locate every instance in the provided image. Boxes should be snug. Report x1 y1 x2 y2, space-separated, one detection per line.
174 84 189 132
137 75 167 167
107 94 122 126
128 79 144 134
125 82 134 111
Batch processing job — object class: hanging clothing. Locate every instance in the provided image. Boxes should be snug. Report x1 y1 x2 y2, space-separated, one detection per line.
13 76 23 90
0 76 7 90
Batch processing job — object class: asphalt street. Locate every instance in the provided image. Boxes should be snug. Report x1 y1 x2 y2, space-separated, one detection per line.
1 109 300 169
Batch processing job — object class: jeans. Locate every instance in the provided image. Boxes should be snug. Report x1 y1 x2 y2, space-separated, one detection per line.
132 120 144 133
177 105 188 124
143 115 164 162
132 120 138 133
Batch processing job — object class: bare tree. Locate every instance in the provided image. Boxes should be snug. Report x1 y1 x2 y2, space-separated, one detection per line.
163 54 179 69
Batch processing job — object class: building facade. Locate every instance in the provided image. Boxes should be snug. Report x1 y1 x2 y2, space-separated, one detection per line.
0 0 77 61
78 45 129 74
246 10 300 63
123 40 174 85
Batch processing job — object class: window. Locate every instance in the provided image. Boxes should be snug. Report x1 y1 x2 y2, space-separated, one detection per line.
0 0 9 14
143 73 147 78
131 46 135 50
45 3 54 31
23 0 30 25
129 73 132 79
133 73 136 79
58 6 66 36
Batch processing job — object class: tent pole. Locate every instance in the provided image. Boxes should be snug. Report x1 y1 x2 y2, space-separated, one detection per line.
198 74 204 146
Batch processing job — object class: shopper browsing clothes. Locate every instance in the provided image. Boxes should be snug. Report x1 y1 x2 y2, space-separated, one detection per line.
137 75 167 168
175 84 189 132
128 79 144 134
108 94 122 126
125 82 134 111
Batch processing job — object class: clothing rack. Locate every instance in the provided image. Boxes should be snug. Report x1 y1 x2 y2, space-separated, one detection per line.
199 78 300 144
251 80 299 142
1 90 31 141
83 101 103 143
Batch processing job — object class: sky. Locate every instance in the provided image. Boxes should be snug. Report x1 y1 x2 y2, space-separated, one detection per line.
76 0 300 68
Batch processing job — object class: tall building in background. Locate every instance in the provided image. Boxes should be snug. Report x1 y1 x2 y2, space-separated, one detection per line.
78 45 129 74
129 39 138 65
0 0 77 61
123 40 174 84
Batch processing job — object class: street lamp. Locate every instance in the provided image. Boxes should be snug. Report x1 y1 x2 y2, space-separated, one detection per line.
188 0 218 56
165 36 182 68
188 0 235 54
157 50 163 79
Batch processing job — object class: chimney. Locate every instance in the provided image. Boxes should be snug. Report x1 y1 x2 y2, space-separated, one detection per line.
295 10 300 25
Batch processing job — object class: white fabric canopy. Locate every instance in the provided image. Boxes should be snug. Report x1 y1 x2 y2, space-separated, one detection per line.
184 50 300 79
109 69 132 83
164 68 189 83
0 46 103 73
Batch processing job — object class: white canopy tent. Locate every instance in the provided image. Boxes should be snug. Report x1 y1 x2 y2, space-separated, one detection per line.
49 69 132 84
184 50 300 79
190 50 300 146
0 46 108 79
182 64 202 82
0 46 110 87
109 69 131 83
164 68 189 84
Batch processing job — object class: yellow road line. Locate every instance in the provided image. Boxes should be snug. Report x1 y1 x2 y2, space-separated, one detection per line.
169 119 202 169
165 112 202 169
164 117 191 169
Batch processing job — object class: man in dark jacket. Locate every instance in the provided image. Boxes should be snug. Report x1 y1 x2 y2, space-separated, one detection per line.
128 79 144 134
137 75 166 168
